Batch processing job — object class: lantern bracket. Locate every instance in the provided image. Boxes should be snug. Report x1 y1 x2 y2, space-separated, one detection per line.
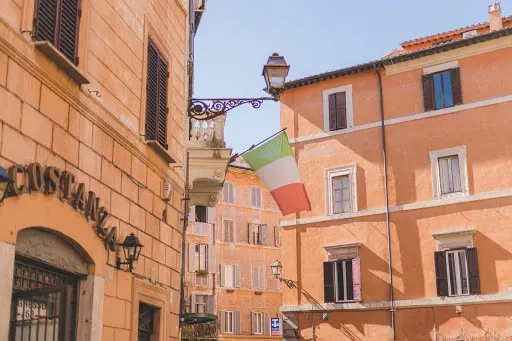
189 97 277 121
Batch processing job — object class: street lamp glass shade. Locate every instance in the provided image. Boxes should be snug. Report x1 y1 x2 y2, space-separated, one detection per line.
270 259 283 277
121 233 144 262
262 53 290 94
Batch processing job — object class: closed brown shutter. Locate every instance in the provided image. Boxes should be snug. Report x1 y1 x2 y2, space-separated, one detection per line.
146 39 169 149
328 93 337 131
323 262 335 303
335 92 347 129
422 74 435 111
434 251 448 296
58 0 81 64
466 248 481 295
33 0 58 44
450 67 463 106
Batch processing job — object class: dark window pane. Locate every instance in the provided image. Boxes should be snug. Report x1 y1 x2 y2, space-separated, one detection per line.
196 206 207 223
447 253 457 295
346 261 354 300
336 261 344 301
443 71 453 107
433 73 444 109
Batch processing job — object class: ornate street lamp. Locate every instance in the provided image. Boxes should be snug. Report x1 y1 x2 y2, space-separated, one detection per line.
270 259 297 289
189 53 290 120
0 167 13 204
117 233 144 272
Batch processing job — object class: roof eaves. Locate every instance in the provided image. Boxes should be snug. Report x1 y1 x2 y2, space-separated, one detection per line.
284 26 512 91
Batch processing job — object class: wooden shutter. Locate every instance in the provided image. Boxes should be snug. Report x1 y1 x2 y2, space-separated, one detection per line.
219 311 225 333
248 223 254 244
263 312 270 335
188 205 196 222
352 258 361 301
252 267 258 289
219 264 224 287
229 221 234 242
323 262 335 303
208 245 216 273
251 312 256 334
190 294 196 313
188 243 196 272
259 267 265 290
328 93 337 131
235 264 241 288
146 39 169 149
58 0 81 64
207 206 216 224
274 226 280 247
466 248 481 295
33 0 58 44
234 311 241 334
335 92 347 129
434 251 448 296
205 296 214 314
422 74 435 111
450 67 463 105
261 224 268 246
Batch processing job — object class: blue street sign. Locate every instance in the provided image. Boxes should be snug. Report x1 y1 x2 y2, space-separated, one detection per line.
270 318 281 336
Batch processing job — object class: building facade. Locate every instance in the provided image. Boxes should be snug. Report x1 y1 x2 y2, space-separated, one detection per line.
278 4 512 341
185 162 283 340
0 0 231 340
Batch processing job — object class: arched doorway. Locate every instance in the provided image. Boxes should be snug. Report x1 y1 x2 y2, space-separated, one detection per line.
9 228 91 341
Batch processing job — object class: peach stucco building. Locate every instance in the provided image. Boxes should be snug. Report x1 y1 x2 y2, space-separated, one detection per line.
184 161 283 340
279 4 512 341
0 0 232 341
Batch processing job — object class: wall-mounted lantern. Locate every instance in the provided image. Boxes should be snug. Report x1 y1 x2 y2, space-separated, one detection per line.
270 259 297 289
0 167 13 204
116 233 144 272
262 53 290 98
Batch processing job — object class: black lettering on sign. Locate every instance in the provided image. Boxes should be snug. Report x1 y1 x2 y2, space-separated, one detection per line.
60 171 75 200
7 165 26 196
27 163 44 192
44 167 61 194
103 226 117 251
97 208 110 231
73 183 87 211
85 192 99 221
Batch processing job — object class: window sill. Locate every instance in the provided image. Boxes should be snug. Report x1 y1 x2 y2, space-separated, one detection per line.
437 191 467 200
146 140 176 163
33 41 89 85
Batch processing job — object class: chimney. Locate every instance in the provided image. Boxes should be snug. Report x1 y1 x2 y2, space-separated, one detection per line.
489 2 503 31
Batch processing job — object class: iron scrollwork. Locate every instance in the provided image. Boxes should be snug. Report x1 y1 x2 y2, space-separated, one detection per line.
189 97 277 120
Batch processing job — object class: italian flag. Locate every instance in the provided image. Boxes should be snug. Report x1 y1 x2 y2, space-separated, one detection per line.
242 131 311 215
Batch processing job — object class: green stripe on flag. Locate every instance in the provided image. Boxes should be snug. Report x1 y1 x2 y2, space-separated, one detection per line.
242 132 293 170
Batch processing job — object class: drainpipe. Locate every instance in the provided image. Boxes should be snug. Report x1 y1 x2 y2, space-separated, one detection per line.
179 151 190 323
374 66 395 340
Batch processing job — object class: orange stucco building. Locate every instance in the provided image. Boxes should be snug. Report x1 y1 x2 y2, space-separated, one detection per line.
279 4 512 340
0 0 233 340
184 161 283 340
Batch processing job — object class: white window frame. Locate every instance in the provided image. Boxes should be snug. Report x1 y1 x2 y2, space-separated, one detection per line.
251 224 263 245
250 186 262 208
224 264 235 288
322 84 354 132
254 312 264 334
195 295 206 313
224 311 234 333
222 218 235 243
334 259 353 303
223 182 235 204
195 244 208 271
325 165 357 215
445 249 470 297
429 145 469 199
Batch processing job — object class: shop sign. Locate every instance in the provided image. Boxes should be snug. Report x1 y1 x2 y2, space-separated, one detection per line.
4 163 117 250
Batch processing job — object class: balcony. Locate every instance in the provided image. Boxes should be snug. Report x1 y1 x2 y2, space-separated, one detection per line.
187 114 232 207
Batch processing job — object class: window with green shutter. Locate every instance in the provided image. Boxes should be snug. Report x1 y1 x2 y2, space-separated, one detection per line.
33 0 82 65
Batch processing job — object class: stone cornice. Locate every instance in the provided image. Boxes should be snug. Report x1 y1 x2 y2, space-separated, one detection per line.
0 18 186 194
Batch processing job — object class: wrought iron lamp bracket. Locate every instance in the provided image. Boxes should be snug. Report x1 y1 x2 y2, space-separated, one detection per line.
189 97 277 121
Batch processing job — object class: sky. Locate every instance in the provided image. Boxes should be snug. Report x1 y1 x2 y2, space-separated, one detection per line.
194 1 501 153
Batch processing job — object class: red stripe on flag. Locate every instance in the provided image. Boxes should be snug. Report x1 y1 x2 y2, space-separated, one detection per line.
270 183 311 216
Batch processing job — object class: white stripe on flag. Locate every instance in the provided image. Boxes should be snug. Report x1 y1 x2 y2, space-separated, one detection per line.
255 156 302 191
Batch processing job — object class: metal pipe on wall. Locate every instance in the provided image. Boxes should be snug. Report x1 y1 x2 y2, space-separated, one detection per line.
375 66 396 340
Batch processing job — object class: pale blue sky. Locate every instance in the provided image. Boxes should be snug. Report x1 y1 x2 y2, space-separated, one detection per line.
194 1 502 153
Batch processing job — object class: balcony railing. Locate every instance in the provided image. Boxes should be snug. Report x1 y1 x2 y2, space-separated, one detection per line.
192 222 211 236
189 115 226 148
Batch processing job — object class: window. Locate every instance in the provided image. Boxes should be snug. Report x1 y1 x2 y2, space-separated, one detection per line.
322 84 353 132
252 267 264 290
250 187 262 207
220 264 241 288
249 223 267 245
253 312 264 334
429 146 468 199
195 295 206 313
195 205 208 223
223 182 234 203
438 155 461 194
195 244 208 271
191 295 214 314
138 303 157 341
422 68 462 111
33 0 82 64
223 220 234 243
274 226 280 247
323 258 361 303
434 248 480 297
145 38 169 150
221 311 240 334
326 165 357 215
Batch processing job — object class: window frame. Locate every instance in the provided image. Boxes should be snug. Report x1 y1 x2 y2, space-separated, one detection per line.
224 311 234 334
429 146 468 199
445 249 470 297
195 205 208 223
254 312 264 334
195 295 206 313
325 165 357 215
223 182 235 204
322 84 354 132
250 186 262 208
223 219 235 243
431 70 454 110
333 259 354 302
224 264 236 288
195 244 208 272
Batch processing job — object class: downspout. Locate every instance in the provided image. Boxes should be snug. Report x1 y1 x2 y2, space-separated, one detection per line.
179 151 190 323
374 66 395 340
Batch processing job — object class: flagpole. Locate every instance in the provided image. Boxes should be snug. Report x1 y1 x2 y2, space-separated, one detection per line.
229 127 287 163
